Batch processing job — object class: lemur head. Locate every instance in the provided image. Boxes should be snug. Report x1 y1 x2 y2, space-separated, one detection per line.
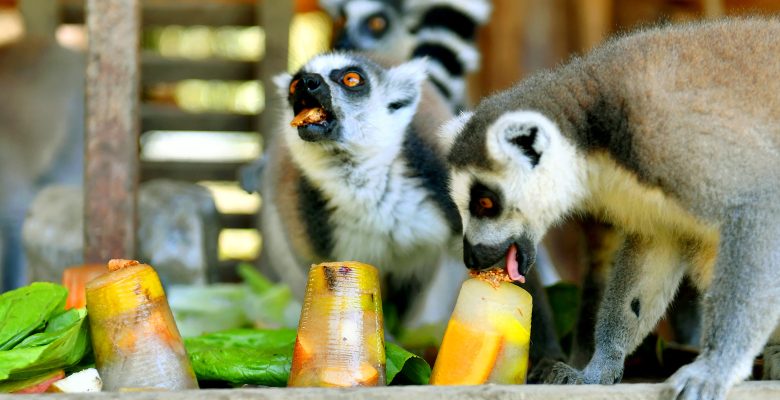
320 0 413 59
441 108 586 282
274 52 426 160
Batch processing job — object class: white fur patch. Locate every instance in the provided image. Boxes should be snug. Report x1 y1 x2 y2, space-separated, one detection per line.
439 111 473 153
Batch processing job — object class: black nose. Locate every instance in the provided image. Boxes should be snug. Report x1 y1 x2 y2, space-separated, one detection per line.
301 73 324 93
463 237 507 270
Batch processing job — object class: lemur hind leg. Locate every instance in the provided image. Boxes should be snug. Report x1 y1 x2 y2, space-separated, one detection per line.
670 207 780 400
546 234 685 384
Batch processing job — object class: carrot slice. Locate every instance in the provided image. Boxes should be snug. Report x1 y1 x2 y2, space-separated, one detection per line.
62 264 107 310
430 318 503 385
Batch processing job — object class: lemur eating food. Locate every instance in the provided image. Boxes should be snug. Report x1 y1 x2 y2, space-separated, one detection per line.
259 52 466 328
441 18 780 400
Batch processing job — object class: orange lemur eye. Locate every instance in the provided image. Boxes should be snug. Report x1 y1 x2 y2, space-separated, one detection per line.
368 15 386 32
342 71 363 87
289 79 299 95
479 197 494 210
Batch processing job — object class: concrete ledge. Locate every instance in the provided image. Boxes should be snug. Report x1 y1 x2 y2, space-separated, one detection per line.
3 382 779 400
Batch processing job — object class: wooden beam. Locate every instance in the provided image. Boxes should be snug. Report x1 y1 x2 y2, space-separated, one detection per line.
61 0 257 26
571 0 613 53
257 0 292 139
702 0 726 18
141 53 255 84
84 0 140 263
141 104 256 132
141 160 246 182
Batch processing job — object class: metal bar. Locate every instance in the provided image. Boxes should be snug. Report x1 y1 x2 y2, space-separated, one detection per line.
84 0 140 263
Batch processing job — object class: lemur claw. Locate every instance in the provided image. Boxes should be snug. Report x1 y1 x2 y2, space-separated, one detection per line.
669 361 728 400
543 361 583 384
527 357 563 383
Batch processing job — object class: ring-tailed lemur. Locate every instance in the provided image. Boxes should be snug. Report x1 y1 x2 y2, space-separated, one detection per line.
259 52 466 328
441 18 780 399
319 0 492 110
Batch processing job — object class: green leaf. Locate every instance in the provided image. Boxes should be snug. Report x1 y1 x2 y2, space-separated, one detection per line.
185 329 431 386
185 328 297 387
385 342 431 385
0 308 89 381
0 283 67 350
237 263 274 294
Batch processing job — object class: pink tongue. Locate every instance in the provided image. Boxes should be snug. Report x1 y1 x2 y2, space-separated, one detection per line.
505 244 525 283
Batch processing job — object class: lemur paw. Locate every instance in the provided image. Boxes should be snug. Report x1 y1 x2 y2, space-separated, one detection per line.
527 357 562 383
542 361 583 384
764 344 780 380
669 362 728 400
582 356 624 384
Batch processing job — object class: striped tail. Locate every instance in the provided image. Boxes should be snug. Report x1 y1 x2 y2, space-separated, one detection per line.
407 0 492 110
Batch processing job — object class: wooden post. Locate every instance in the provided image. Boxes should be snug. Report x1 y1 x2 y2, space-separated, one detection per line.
702 0 726 18
257 0 293 142
84 0 140 263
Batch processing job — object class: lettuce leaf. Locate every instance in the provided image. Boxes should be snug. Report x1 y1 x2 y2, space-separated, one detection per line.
0 282 67 351
0 308 90 381
185 328 296 387
185 328 431 386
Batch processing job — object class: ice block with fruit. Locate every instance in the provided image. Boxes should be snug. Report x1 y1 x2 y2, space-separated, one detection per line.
288 261 386 387
86 259 198 391
430 269 533 385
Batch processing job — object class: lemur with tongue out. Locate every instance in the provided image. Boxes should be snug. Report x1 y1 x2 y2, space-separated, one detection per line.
258 52 467 328
441 19 780 400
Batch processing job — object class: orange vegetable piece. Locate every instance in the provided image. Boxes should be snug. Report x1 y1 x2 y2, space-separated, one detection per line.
429 318 503 385
290 336 313 373
62 264 107 310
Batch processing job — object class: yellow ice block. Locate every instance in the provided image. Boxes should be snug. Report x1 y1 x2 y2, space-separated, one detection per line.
430 277 532 385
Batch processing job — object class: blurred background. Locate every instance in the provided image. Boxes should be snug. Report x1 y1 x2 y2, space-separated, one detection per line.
1 0 779 290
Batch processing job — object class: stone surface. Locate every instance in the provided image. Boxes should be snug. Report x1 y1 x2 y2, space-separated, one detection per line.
1 382 779 400
22 179 219 285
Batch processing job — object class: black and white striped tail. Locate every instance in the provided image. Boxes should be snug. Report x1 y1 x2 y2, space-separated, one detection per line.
407 0 492 110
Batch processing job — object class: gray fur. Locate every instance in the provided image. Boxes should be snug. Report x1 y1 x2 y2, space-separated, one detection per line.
445 18 780 399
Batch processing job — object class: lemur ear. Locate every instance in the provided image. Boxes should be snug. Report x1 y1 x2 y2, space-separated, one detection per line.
272 73 293 99
491 111 553 168
384 58 428 113
439 111 473 155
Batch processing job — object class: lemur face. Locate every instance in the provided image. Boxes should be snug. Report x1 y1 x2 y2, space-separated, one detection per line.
324 0 413 59
442 110 586 282
274 53 426 154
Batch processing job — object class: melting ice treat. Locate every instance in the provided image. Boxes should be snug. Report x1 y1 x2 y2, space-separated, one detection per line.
430 274 533 385
288 261 386 387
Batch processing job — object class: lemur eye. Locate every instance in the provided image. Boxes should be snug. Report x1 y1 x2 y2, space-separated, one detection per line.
289 79 299 95
342 71 363 87
479 197 494 210
469 183 501 219
368 15 387 32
